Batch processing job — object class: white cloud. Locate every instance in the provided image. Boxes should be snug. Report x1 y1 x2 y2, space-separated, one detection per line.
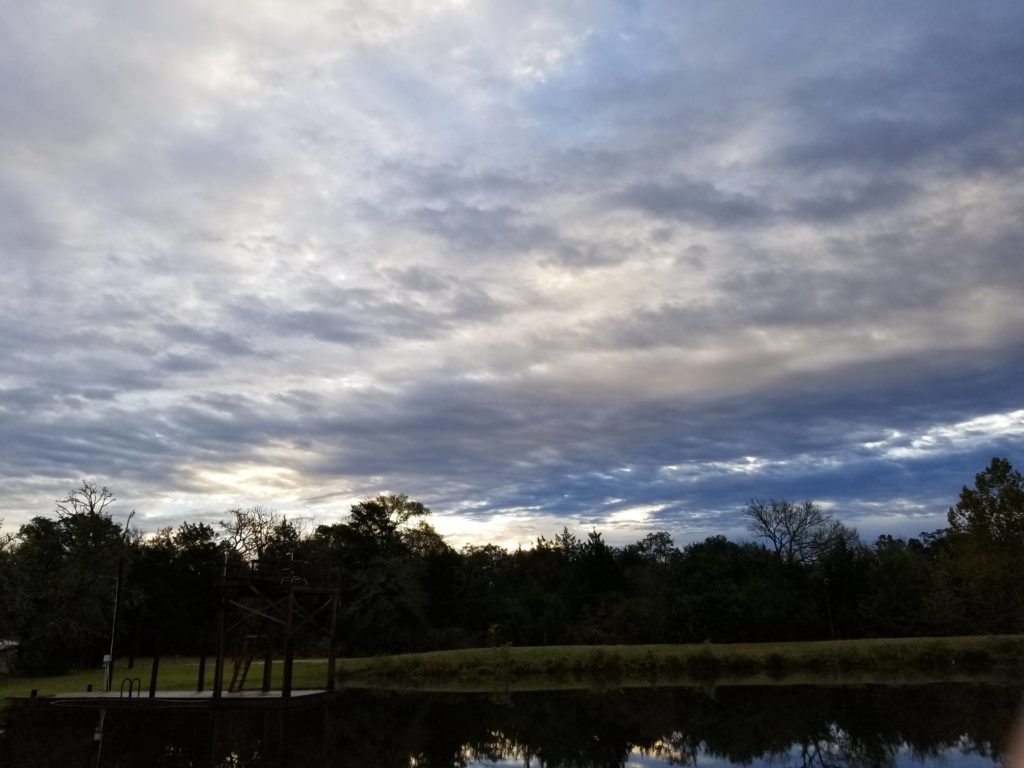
883 410 1024 460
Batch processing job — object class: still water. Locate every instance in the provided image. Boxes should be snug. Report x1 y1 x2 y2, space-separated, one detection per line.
2 683 1022 767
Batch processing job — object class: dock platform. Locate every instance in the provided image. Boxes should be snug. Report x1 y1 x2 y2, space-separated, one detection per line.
4 689 333 710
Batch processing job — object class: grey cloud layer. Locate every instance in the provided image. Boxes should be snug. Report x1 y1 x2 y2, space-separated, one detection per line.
2 1 1023 545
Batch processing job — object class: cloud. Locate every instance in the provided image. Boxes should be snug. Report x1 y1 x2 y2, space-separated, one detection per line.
616 179 770 227
783 17 1024 174
1 1 1023 549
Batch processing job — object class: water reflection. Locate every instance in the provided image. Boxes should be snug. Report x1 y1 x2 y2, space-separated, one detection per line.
2 683 1021 768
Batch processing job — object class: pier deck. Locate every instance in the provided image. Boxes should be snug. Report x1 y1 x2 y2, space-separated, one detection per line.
4 689 333 710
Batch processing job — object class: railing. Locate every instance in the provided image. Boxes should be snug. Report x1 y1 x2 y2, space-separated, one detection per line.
119 677 141 699
222 558 314 589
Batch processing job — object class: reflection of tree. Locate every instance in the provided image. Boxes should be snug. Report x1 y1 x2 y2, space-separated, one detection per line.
643 731 700 765
784 724 896 768
2 684 1020 767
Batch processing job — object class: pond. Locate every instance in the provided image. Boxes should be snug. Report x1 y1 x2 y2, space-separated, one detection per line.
2 682 1022 767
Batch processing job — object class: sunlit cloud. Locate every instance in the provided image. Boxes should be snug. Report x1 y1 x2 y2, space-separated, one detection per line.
882 410 1024 460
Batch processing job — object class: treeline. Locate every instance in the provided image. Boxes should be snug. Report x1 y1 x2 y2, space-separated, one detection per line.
0 458 1022 674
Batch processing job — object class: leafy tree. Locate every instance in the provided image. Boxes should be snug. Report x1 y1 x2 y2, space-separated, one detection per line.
860 535 933 636
624 531 676 566
552 527 582 561
3 482 128 673
128 522 223 654
0 518 12 642
504 538 575 645
816 530 869 638
322 494 441 652
346 494 430 556
579 530 619 593
938 458 1024 632
610 532 677 643
670 536 816 642
453 544 512 644
402 520 452 557
947 457 1024 542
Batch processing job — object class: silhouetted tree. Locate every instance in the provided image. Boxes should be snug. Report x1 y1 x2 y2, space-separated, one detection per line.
670 536 817 642
860 535 932 636
0 516 14 552
345 494 430 557
939 457 1024 632
128 521 223 654
947 457 1024 542
319 494 443 652
55 480 116 518
744 498 857 566
220 506 300 562
3 482 127 673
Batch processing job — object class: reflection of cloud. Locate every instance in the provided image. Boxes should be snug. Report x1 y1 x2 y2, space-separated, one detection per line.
467 742 996 768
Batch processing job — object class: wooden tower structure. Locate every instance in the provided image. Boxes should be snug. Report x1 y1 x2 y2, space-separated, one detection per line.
212 556 339 699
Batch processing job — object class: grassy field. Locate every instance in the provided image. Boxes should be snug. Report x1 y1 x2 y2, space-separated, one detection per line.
3 635 1023 703
334 635 1024 690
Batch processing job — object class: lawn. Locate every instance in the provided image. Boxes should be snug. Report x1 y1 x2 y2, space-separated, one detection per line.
4 635 1023 703
334 634 1024 689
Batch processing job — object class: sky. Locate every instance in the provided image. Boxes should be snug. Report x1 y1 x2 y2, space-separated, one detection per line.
2 1 1023 548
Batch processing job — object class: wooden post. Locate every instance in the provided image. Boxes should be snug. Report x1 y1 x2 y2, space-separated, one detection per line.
213 602 225 699
262 641 273 693
148 652 160 698
196 650 207 693
326 592 339 692
282 591 295 699
213 560 227 699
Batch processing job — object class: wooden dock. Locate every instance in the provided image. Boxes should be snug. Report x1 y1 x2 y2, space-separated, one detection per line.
5 689 333 710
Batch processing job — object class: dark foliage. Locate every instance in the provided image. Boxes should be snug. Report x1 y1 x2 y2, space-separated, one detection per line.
1 459 1022 668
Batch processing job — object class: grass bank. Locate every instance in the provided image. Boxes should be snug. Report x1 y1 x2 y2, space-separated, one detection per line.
4 636 1023 705
334 635 1024 691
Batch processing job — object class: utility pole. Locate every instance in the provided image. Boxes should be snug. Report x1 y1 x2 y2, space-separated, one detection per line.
823 576 836 641
104 510 135 693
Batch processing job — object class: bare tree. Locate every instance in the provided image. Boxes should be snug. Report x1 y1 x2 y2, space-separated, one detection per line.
0 516 12 552
744 498 856 566
220 506 301 561
55 480 115 518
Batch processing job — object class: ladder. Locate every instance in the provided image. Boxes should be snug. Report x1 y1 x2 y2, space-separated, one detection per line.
228 633 267 692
